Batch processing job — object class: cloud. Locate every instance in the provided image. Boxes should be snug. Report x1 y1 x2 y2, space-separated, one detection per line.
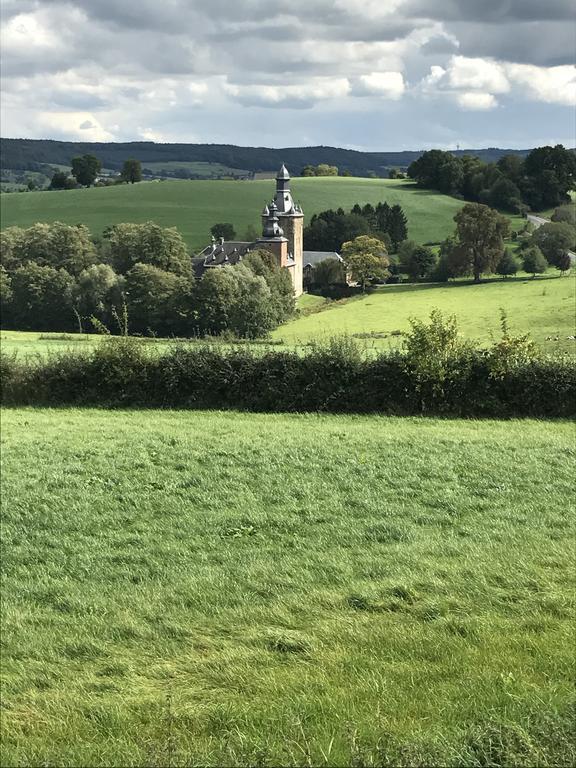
0 0 574 148
79 119 95 129
457 92 498 110
352 72 405 99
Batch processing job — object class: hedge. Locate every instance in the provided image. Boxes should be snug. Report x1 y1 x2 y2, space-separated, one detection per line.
1 338 574 417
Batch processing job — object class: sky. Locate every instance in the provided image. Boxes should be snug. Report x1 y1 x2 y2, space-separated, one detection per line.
1 0 575 151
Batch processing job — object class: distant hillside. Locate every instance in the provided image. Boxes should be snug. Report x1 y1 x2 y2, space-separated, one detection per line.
0 138 532 178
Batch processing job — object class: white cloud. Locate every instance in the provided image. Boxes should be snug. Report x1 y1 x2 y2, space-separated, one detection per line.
352 72 405 99
505 63 576 106
445 56 510 93
223 77 350 108
38 112 115 141
457 92 498 110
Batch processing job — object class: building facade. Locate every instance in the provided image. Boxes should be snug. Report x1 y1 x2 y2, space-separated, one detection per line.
193 165 305 296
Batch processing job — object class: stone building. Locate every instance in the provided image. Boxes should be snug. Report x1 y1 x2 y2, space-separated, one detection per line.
193 165 305 296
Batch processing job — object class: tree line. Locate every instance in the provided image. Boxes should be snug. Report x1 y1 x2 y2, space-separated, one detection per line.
304 201 408 253
408 145 576 212
0 222 294 338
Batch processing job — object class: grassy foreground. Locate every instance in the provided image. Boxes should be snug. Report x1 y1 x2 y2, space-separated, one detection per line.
1 409 574 766
0 177 466 251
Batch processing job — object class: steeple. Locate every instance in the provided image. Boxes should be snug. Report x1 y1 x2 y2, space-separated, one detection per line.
273 164 303 216
261 200 285 239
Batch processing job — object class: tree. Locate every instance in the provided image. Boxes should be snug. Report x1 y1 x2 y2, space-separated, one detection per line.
407 245 437 280
555 252 572 274
341 235 389 292
312 258 346 290
107 222 191 276
551 204 576 225
387 204 408 251
210 223 236 241
530 222 576 267
243 224 259 241
522 145 576 209
121 158 142 184
195 268 240 335
495 249 520 278
49 171 76 190
76 263 122 320
0 265 13 323
0 222 97 276
243 249 295 324
521 246 548 278
229 264 275 338
489 177 522 212
71 154 101 187
10 262 75 330
453 203 510 281
125 263 190 336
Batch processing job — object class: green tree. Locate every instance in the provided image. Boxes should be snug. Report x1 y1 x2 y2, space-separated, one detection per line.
229 264 274 338
49 171 76 190
530 222 576 267
121 158 142 184
243 249 295 324
453 203 511 281
0 265 13 323
522 145 576 209
495 249 520 278
407 245 437 280
489 177 522 212
10 262 75 330
210 223 236 241
521 246 548 278
555 251 572 273
341 235 390 292
311 258 346 290
71 154 101 187
195 268 240 335
551 204 576 225
387 204 408 251
76 263 122 320
107 222 191 276
125 263 190 336
1 222 97 276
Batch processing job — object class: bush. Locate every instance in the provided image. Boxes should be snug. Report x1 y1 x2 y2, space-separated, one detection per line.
2 322 574 417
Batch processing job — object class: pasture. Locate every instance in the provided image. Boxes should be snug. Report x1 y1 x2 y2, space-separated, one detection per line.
1 408 574 766
0 177 466 251
274 273 576 355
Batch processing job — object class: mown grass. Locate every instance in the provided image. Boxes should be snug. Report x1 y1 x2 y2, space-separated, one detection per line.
1 409 574 766
273 273 576 354
0 177 466 251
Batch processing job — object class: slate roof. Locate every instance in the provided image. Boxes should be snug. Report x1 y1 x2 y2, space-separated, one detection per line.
192 241 253 278
303 251 343 268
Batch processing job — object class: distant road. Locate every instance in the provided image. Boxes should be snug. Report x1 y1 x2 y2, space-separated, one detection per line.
526 213 576 262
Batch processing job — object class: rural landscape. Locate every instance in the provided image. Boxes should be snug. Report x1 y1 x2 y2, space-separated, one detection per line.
1 1 575 766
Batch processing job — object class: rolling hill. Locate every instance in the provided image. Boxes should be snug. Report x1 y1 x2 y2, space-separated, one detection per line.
0 177 468 251
0 137 532 177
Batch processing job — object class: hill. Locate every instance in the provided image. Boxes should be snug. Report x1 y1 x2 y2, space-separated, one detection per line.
273 275 576 355
0 177 466 251
0 137 532 177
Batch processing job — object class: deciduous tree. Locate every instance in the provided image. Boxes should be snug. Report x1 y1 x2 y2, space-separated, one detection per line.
71 154 101 187
453 203 510 281
341 235 389 292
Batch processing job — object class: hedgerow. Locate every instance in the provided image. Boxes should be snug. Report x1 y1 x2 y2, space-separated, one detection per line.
2 323 574 417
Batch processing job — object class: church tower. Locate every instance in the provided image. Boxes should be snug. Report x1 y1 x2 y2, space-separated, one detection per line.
273 165 304 297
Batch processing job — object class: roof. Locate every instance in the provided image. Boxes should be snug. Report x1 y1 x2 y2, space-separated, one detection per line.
303 251 343 268
276 164 291 180
192 241 253 277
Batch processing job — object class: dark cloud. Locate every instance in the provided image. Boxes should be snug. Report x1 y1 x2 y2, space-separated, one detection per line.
403 0 575 22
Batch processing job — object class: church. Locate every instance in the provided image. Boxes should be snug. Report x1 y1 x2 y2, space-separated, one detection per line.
193 165 322 297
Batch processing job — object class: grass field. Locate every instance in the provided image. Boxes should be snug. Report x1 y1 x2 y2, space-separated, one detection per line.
273 274 576 354
1 409 574 766
0 178 467 251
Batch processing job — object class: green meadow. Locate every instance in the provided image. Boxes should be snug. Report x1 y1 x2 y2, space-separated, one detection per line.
0 178 467 251
1 408 574 766
274 273 576 354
